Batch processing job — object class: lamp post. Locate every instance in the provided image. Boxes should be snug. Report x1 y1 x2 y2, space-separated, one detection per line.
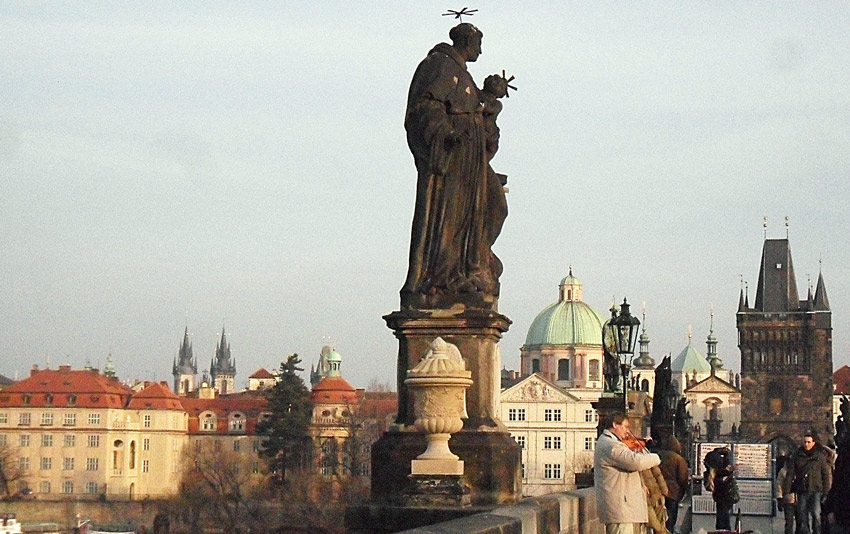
604 298 641 412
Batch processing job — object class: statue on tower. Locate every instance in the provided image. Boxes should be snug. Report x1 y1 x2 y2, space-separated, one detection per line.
401 22 512 311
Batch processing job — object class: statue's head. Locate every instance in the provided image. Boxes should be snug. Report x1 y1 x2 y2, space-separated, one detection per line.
483 74 508 98
450 23 483 62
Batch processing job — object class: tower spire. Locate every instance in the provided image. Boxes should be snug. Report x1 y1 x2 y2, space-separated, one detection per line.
706 307 722 372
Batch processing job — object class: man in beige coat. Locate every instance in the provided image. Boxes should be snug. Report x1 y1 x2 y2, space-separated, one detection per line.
595 413 662 534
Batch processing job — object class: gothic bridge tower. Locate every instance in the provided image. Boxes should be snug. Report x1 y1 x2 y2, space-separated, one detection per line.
737 238 832 443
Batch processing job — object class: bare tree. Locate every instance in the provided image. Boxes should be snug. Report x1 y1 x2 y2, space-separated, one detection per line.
365 377 393 392
0 441 26 498
173 440 267 534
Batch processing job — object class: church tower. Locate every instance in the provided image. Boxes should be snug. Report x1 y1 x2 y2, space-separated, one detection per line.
172 327 198 395
210 327 236 395
632 307 656 395
737 238 833 443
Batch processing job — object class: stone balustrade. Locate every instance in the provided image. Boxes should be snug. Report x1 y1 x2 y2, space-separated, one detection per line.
347 487 602 534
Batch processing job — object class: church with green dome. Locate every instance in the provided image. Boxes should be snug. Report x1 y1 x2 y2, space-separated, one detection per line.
520 270 606 399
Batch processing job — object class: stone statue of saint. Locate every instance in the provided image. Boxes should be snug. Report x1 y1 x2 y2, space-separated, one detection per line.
401 23 508 311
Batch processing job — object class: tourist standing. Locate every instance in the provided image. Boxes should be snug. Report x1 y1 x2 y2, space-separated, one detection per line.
704 446 738 530
595 413 661 534
657 436 689 534
786 431 832 534
777 455 796 534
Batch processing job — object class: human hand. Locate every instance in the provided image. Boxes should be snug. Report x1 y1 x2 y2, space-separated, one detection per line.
776 499 783 512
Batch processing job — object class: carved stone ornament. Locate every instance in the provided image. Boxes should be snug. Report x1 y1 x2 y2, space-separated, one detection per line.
405 337 473 475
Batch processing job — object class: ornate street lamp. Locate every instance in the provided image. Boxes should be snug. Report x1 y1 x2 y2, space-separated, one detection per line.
604 298 641 411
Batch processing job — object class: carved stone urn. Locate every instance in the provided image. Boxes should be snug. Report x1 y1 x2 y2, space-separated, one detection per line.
404 337 473 475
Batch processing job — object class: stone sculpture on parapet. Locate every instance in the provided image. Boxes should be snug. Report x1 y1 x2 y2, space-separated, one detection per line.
401 21 510 312
371 19 522 509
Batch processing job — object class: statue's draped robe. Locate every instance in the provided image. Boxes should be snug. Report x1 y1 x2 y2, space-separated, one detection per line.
402 43 504 308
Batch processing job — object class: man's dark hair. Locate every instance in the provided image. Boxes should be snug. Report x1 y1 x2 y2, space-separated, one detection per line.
449 23 482 46
804 429 819 443
603 412 628 429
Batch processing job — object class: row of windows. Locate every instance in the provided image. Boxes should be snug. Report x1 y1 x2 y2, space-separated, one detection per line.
193 438 259 452
529 359 602 382
1 413 155 428
16 456 100 471
508 408 595 423
507 408 563 422
513 435 596 450
33 481 99 494
201 412 246 431
5 434 105 448
1 412 103 426
4 435 156 454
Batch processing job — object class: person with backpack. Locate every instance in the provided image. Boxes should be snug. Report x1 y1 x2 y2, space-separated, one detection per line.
704 446 739 530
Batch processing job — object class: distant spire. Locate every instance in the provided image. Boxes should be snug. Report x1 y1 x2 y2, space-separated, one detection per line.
634 303 654 368
738 276 746 311
687 325 693 344
814 269 830 311
785 216 790 238
744 281 749 308
706 307 722 371
763 216 768 239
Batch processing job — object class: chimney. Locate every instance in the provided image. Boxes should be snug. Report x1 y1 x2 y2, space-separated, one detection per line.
31 364 40 376
59 365 71 373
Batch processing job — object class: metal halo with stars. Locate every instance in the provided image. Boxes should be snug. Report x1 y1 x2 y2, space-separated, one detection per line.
442 7 478 22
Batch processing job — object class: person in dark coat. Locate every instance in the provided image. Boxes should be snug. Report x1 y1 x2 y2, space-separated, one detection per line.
656 436 689 534
824 435 849 534
785 431 833 534
704 446 738 530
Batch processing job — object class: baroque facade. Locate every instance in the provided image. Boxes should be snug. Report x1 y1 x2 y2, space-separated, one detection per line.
0 365 266 500
500 374 597 496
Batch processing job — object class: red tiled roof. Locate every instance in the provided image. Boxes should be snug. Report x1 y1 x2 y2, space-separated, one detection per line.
249 368 275 379
180 393 268 434
127 382 184 410
310 376 358 404
0 367 131 408
835 365 850 395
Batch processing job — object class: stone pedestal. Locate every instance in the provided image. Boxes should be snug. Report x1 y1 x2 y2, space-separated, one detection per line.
370 428 521 507
384 308 511 429
402 475 471 506
593 394 624 437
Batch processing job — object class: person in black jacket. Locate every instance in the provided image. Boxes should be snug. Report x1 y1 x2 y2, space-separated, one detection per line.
704 446 738 530
785 431 833 534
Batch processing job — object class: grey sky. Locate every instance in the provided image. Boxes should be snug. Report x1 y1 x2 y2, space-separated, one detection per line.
2 2 848 389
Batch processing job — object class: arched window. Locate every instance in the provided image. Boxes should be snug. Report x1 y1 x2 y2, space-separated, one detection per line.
588 360 600 381
641 379 650 392
531 359 541 373
557 359 571 381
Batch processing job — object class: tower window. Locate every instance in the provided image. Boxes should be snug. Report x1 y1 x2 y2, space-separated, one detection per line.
588 360 600 382
531 359 541 373
557 359 571 381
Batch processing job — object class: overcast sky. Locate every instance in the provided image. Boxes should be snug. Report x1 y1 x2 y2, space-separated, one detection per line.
2 2 849 389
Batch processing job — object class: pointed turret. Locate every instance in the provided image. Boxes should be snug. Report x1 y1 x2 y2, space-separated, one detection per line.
210 326 236 395
814 271 830 311
738 286 746 312
754 239 799 312
173 326 197 395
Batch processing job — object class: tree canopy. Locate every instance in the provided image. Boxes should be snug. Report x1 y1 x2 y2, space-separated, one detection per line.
256 353 312 483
